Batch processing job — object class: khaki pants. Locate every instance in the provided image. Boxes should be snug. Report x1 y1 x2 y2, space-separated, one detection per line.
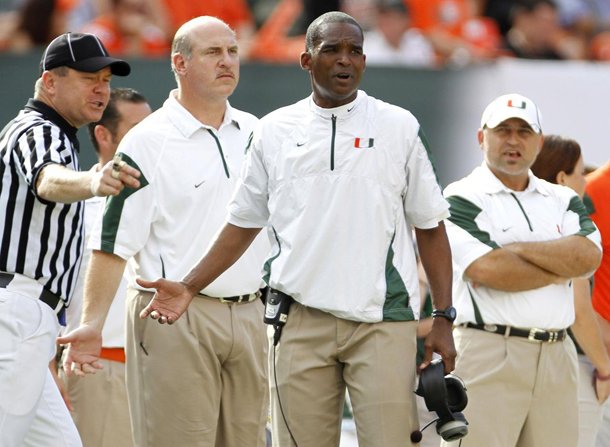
442 326 578 447
271 301 419 447
576 355 603 447
60 357 133 447
125 289 268 447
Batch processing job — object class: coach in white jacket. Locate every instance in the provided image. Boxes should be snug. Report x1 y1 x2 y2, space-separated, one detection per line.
135 11 455 447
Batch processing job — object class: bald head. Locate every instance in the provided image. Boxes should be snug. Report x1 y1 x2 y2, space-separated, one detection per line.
169 15 241 104
171 16 235 73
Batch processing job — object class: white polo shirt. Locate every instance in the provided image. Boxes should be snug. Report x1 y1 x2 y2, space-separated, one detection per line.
89 90 268 297
444 163 602 329
228 90 449 322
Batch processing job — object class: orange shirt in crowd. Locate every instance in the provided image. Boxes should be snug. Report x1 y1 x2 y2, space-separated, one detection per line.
161 0 253 34
404 0 500 56
81 15 169 57
248 0 304 63
587 161 610 321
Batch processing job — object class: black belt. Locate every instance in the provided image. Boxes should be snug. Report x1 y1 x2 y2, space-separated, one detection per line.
198 290 261 303
0 272 65 322
463 322 567 343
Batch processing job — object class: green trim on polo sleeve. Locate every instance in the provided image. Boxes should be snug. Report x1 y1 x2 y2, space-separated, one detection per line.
582 193 594 215
100 153 149 253
263 227 281 285
446 195 500 249
568 196 597 237
244 131 253 154
383 234 414 321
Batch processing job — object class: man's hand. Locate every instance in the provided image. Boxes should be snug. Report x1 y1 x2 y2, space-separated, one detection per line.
419 318 456 374
89 157 140 197
595 371 610 404
49 360 72 411
56 325 103 377
136 278 196 324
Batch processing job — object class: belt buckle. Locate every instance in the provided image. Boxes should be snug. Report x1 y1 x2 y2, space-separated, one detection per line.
528 328 546 342
219 296 235 303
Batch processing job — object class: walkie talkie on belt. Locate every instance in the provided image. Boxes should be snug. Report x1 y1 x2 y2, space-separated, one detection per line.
263 288 293 345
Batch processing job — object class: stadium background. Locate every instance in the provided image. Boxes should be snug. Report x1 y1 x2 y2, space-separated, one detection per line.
2 53 609 187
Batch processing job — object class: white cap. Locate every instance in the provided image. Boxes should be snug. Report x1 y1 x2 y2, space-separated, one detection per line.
480 93 542 134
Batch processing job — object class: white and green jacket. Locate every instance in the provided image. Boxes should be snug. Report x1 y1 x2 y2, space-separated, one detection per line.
228 91 449 323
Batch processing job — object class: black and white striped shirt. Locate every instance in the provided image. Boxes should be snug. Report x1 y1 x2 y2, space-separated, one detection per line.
0 99 84 305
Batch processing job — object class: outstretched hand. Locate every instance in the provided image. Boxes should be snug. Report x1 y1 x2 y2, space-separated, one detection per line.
136 277 196 324
56 325 104 377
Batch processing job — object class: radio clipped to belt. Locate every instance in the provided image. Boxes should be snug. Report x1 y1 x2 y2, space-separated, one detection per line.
263 288 294 346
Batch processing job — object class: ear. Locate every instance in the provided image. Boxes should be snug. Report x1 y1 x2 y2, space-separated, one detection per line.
41 71 56 93
94 124 112 149
556 170 567 185
477 129 484 147
300 51 311 71
172 53 187 76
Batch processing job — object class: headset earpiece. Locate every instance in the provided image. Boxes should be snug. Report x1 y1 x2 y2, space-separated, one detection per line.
415 359 469 442
445 373 468 412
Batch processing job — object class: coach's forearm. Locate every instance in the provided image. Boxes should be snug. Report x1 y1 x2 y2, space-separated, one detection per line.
181 223 262 295
505 235 601 278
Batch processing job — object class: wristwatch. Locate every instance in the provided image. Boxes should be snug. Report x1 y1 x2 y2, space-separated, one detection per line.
431 306 457 323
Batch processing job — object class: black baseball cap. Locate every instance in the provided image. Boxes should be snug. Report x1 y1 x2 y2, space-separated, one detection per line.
40 32 131 76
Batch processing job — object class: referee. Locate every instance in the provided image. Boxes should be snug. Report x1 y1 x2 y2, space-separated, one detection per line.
0 32 138 446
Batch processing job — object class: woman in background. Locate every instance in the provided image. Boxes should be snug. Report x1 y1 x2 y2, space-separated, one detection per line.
531 135 610 447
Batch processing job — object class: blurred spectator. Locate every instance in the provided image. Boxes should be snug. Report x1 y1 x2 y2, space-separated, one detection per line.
405 0 501 66
65 0 110 32
482 0 513 35
249 0 338 63
153 0 256 57
503 0 587 59
80 0 169 57
590 30 610 60
364 0 436 67
554 0 597 36
0 0 69 52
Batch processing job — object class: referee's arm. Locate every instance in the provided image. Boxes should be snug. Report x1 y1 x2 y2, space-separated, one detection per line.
36 160 140 202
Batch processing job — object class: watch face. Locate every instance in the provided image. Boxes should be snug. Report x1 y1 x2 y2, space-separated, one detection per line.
434 306 457 322
448 306 457 321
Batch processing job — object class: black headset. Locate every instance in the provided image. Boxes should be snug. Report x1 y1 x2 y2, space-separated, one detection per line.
414 359 469 443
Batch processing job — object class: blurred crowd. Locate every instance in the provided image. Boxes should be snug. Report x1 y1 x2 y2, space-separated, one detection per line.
3 0 610 67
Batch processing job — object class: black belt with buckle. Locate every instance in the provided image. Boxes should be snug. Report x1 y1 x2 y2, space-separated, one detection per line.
0 272 65 322
198 290 261 303
463 322 567 343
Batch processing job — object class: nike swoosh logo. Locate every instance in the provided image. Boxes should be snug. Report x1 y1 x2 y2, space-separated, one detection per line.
296 142 306 147
501 227 511 232
347 106 355 112
194 180 206 188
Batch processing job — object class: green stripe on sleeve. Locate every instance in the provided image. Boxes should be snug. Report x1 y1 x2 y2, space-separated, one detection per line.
446 195 499 249
262 227 281 285
568 196 597 237
100 153 149 253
